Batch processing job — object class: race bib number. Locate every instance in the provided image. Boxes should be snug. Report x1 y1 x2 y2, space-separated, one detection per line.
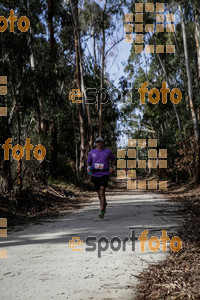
94 163 104 170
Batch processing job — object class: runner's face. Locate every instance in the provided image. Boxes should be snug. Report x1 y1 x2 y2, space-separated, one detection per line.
96 141 104 150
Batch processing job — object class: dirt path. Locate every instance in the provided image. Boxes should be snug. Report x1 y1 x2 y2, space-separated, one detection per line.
0 189 184 299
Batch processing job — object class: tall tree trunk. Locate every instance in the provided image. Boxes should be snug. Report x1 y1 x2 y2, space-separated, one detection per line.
47 0 55 58
71 104 79 179
29 26 43 139
179 4 200 184
194 6 200 78
16 104 22 197
99 0 107 137
67 0 93 151
0 125 12 193
149 31 183 138
46 0 58 177
93 34 97 71
156 52 183 139
50 118 58 175
77 24 93 151
86 104 93 151
70 0 86 176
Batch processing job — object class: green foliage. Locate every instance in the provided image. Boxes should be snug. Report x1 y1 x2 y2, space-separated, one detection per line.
0 0 120 193
121 1 200 182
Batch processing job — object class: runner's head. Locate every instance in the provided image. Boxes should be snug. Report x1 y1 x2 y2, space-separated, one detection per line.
95 137 104 150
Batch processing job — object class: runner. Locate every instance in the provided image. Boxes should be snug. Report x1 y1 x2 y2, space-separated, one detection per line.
87 137 116 218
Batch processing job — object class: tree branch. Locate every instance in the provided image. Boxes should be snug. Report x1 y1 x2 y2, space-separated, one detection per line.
105 37 124 58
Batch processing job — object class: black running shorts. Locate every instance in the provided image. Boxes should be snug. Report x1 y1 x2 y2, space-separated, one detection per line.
91 175 109 190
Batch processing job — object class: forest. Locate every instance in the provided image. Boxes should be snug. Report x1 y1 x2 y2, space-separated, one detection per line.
0 0 200 298
0 0 199 195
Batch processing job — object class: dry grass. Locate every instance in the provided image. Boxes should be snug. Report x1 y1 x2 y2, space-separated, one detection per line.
136 184 200 299
0 183 92 228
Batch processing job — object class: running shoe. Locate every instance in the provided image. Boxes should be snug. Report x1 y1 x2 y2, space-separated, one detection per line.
99 210 104 218
103 202 108 214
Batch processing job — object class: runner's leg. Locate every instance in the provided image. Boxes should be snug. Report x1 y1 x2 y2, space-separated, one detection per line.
103 190 106 205
102 175 109 208
92 177 101 206
99 186 106 210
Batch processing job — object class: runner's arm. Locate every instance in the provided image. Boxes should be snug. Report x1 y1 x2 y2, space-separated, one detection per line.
87 152 92 172
109 160 116 173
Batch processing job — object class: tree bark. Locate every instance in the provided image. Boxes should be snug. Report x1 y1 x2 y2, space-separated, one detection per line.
99 0 107 137
93 34 97 70
179 4 200 184
46 0 55 58
156 52 183 139
0 126 12 193
194 5 200 78
16 103 22 197
46 0 58 177
50 118 58 175
77 23 93 150
71 0 86 176
71 105 79 179
28 26 44 139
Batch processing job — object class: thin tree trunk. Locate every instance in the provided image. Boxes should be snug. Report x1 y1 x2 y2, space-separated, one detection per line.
16 104 22 197
167 2 180 55
0 126 12 193
77 27 93 150
50 118 58 175
71 0 86 176
156 52 183 139
70 0 93 151
148 30 183 138
93 34 97 70
179 4 200 184
0 72 12 193
46 0 58 177
47 0 55 58
99 0 107 137
194 6 200 78
29 26 43 139
179 4 199 141
71 106 79 179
